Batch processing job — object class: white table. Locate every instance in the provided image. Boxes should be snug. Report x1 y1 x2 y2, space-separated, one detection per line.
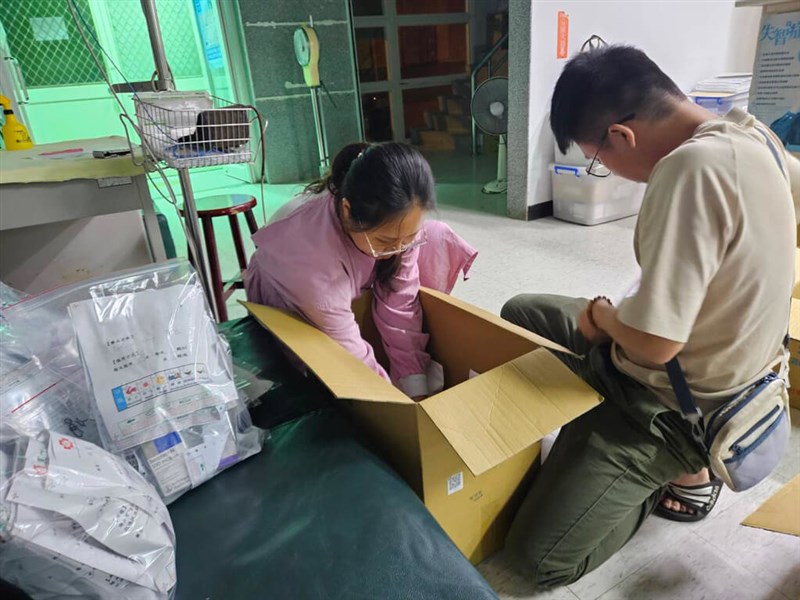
0 136 167 263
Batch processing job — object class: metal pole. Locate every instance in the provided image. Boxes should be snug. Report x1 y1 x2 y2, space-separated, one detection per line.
470 72 477 155
318 89 331 170
140 0 175 91
139 0 217 319
178 169 218 319
317 88 330 171
307 15 329 175
310 87 328 176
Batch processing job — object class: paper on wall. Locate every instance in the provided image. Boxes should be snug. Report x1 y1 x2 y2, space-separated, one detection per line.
749 11 800 152
69 285 237 451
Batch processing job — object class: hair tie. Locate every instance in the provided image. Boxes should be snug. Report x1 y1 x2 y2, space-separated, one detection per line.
355 144 374 162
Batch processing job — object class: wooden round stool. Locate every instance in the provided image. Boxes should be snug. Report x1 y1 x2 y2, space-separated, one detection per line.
179 194 259 322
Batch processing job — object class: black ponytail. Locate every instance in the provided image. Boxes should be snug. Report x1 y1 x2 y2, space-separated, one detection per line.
307 142 436 287
304 142 370 197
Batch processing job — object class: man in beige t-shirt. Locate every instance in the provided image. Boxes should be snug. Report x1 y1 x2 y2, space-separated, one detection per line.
501 45 799 588
613 107 796 415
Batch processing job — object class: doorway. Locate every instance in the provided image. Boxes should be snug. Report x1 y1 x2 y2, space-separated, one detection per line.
351 0 470 143
0 0 250 186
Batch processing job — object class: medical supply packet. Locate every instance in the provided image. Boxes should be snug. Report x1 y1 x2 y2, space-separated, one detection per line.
0 429 176 599
1 260 264 504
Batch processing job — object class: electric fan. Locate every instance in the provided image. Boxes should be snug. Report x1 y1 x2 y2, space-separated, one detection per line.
471 76 508 194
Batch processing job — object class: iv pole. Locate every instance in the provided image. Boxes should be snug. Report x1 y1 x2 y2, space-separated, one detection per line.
139 0 218 319
308 16 329 176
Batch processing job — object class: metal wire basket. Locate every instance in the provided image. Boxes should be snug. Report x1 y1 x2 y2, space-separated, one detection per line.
133 91 258 169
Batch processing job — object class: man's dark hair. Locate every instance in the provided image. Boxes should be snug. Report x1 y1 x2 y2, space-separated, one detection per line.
550 45 685 153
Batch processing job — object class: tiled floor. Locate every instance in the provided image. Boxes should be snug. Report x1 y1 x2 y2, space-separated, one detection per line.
156 152 800 600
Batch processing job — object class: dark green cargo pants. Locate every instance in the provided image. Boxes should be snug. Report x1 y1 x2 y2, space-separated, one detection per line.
500 294 707 588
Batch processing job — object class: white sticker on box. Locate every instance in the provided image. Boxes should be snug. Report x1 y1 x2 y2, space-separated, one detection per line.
447 472 464 496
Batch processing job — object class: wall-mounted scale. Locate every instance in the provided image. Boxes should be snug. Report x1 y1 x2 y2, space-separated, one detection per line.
293 18 330 176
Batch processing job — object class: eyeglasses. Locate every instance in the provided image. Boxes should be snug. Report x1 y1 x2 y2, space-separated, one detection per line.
586 113 636 178
363 227 428 258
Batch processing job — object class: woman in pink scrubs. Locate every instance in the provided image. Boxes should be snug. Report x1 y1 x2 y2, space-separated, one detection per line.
245 142 477 399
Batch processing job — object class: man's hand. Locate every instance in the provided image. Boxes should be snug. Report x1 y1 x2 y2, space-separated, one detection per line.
578 304 611 345
592 298 684 364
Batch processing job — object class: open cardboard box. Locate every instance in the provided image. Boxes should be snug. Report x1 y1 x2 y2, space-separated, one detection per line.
243 289 602 563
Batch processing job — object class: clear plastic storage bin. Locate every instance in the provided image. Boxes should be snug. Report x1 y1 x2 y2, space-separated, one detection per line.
688 92 748 116
551 164 645 226
554 141 590 166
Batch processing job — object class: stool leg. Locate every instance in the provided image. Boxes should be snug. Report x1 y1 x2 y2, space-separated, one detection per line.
229 214 248 273
201 217 228 322
244 209 259 236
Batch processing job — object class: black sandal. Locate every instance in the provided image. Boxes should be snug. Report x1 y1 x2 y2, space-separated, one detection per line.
654 477 723 522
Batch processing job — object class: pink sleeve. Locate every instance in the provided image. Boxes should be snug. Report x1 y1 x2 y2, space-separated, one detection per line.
301 294 392 383
246 250 391 382
417 221 478 293
372 248 431 396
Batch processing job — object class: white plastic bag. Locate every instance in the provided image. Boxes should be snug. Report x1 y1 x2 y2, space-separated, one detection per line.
1 260 264 503
1 287 100 446
0 430 176 599
0 281 30 372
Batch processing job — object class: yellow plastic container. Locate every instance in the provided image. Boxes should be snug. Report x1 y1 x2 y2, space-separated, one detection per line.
0 94 33 151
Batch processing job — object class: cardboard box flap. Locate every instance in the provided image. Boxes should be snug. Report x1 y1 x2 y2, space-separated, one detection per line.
421 349 602 476
794 249 800 300
791 299 800 339
420 288 576 357
242 302 412 404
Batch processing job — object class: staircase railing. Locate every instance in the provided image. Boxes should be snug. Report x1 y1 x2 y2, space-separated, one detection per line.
470 31 509 155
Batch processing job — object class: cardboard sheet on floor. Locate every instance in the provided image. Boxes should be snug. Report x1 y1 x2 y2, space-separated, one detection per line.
741 475 800 537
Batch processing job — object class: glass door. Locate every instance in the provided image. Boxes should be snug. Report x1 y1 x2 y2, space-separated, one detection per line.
352 0 469 142
0 0 250 183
